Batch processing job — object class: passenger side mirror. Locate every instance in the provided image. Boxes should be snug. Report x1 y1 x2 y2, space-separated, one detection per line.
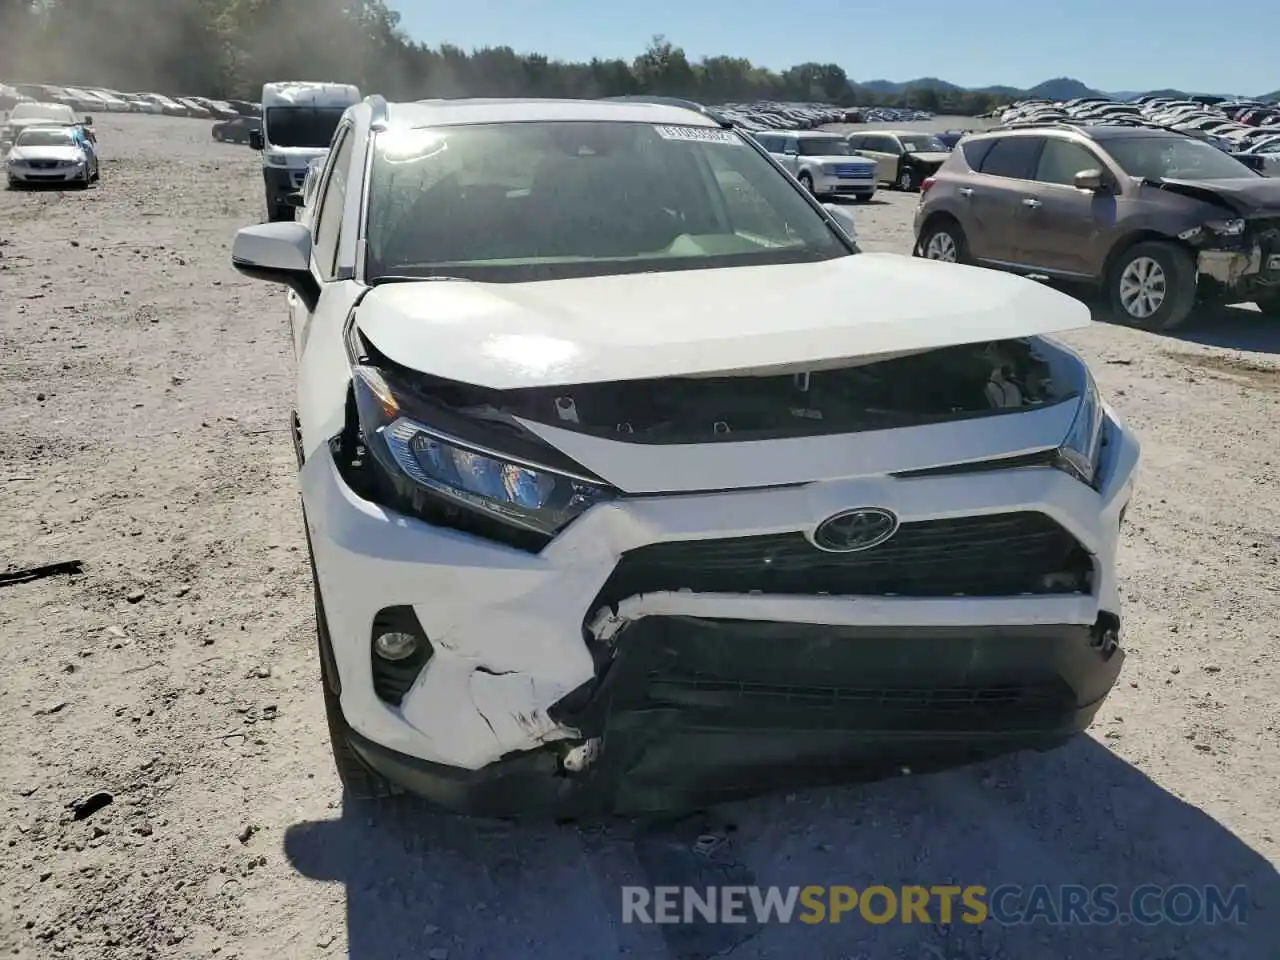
285 191 305 208
822 203 858 243
248 128 264 151
231 221 318 311
1074 168 1105 191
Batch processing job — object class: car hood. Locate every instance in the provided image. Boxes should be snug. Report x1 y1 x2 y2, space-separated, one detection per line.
812 154 876 165
905 151 951 164
5 117 69 131
7 146 82 162
355 253 1092 390
1153 176 1280 216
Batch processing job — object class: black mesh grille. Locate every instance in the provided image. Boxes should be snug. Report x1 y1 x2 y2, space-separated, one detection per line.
593 511 1090 605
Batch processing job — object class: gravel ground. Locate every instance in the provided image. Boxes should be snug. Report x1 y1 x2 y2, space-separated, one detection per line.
1 113 1278 960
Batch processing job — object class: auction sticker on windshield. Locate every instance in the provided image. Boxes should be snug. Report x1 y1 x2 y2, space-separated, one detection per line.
653 125 743 145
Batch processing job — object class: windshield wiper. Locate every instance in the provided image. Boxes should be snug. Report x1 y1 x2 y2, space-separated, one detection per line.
368 274 472 284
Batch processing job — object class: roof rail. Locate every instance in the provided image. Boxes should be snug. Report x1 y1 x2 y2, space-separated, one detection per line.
365 93 388 125
599 95 734 128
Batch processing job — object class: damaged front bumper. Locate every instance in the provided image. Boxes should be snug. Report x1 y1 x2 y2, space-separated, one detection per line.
349 612 1124 817
1192 219 1280 300
302 405 1138 815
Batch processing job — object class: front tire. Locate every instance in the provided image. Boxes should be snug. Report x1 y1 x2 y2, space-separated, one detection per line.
917 218 968 264
1108 241 1196 331
307 529 397 801
897 164 918 191
798 172 814 194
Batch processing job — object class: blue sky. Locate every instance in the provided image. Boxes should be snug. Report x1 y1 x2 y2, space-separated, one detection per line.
393 0 1275 96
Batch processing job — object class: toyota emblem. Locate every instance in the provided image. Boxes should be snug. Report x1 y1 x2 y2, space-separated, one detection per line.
811 507 900 553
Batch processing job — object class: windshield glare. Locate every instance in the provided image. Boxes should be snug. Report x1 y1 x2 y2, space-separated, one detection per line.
798 137 853 156
1107 136 1255 180
264 106 345 148
17 129 76 147
365 120 850 282
900 135 947 153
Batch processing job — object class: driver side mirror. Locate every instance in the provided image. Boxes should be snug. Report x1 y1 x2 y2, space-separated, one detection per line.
248 128 263 151
83 115 93 125
285 191 304 208
822 203 858 243
231 221 318 311
1073 168 1105 191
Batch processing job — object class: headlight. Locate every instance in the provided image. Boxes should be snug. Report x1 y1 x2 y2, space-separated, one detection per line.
350 365 616 548
821 163 836 175
1057 372 1106 488
266 154 288 166
1205 218 1245 236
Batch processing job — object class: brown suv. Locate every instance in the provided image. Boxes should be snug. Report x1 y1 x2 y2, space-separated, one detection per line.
912 124 1280 330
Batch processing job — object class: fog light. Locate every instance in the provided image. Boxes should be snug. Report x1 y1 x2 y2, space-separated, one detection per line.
373 630 419 661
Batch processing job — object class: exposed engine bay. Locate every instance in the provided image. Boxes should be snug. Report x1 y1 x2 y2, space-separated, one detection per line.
358 335 1082 444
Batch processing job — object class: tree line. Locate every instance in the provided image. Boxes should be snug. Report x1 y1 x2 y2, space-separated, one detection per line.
0 0 1012 116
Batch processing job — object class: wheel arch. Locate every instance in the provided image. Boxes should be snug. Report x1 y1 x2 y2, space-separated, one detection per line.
914 210 964 254
1101 230 1192 285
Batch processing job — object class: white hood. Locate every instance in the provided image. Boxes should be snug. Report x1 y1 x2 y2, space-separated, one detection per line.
355 253 1092 390
8 145 83 163
814 154 876 166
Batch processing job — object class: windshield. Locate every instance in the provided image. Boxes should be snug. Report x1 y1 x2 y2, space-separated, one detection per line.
1107 136 1256 180
264 106 346 148
899 135 948 153
16 128 76 147
365 120 851 283
798 136 853 156
10 103 73 122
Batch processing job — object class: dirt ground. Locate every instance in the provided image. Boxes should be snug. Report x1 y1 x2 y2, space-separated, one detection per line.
1 113 1277 960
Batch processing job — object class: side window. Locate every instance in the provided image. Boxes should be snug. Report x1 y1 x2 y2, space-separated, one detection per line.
883 137 903 156
847 135 864 149
961 138 996 170
758 134 779 153
978 136 1044 180
1034 138 1104 185
312 126 355 278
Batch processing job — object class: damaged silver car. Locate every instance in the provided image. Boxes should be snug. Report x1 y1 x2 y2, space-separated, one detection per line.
913 124 1280 330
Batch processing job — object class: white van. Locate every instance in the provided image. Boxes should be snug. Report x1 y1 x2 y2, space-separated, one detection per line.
251 81 360 221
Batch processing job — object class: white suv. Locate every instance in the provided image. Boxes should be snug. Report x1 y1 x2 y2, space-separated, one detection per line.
231 96 1138 818
753 130 878 201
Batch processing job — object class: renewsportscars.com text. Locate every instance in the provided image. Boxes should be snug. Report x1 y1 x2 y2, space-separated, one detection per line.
622 884 1249 926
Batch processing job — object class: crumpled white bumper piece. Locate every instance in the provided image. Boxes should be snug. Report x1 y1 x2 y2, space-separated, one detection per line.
301 407 1138 772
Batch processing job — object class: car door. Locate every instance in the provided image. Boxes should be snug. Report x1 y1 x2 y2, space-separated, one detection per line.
856 135 892 183
778 135 800 174
963 135 1046 264
288 123 354 359
1019 136 1117 276
1256 139 1280 177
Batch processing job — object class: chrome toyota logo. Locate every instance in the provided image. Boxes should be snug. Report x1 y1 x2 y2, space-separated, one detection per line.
811 507 899 553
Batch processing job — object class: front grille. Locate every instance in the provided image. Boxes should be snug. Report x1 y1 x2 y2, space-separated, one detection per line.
29 160 58 169
593 511 1090 605
647 675 1068 729
832 164 873 178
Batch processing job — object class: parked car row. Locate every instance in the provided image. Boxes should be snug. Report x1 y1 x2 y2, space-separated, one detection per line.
0 80 262 122
994 96 1280 176
912 122 1280 330
700 101 934 133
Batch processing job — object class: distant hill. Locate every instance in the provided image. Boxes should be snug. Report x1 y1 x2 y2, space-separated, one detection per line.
852 75 1277 103
1025 77 1104 99
860 77 962 94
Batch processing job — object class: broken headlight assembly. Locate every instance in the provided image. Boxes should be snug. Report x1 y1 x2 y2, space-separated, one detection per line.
1057 372 1107 489
1204 218 1246 237
350 365 617 550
